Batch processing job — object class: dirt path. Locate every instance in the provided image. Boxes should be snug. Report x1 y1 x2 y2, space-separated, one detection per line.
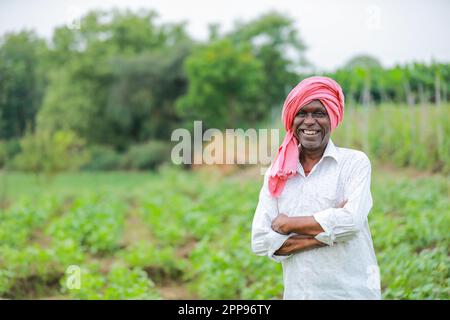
120 205 155 247
158 281 196 300
40 201 199 300
121 202 198 300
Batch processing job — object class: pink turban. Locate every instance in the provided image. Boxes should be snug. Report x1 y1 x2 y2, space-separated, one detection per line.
268 76 345 197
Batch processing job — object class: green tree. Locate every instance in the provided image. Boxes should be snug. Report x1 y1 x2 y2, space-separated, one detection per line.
176 39 265 129
227 11 308 108
37 9 193 149
344 55 382 70
104 43 192 148
0 31 48 139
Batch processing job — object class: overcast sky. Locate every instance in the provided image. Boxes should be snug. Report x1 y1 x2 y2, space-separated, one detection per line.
1 0 449 71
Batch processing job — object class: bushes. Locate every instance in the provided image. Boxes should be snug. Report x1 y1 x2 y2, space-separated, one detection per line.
10 130 88 175
46 198 126 255
82 145 123 171
61 264 161 300
120 140 171 170
4 136 170 172
0 139 21 168
81 140 171 171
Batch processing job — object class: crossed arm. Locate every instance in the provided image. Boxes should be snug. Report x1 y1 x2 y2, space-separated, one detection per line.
252 156 372 261
271 201 346 255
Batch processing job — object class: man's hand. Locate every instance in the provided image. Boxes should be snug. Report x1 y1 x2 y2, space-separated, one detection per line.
337 199 347 208
271 199 348 236
273 199 350 255
274 234 326 255
271 213 291 235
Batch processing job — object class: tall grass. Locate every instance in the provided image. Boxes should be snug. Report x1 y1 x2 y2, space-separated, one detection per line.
330 104 450 173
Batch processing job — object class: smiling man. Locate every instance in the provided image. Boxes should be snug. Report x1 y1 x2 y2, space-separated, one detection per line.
251 76 381 300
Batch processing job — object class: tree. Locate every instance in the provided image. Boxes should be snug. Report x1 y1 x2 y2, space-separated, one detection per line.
105 42 193 148
344 55 382 70
176 39 265 129
227 11 308 108
0 31 48 139
37 9 193 149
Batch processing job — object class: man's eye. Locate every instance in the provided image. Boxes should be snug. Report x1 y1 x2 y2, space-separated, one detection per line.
297 113 306 117
314 112 325 117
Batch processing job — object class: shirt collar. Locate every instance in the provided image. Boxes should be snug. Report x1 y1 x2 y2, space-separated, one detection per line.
297 138 339 174
322 138 339 163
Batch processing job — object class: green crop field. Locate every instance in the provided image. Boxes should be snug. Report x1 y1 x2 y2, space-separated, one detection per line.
1 3 449 303
0 165 448 300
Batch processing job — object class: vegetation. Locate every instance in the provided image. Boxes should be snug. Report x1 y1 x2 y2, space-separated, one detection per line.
1 9 448 175
332 104 450 174
0 167 448 299
0 7 448 300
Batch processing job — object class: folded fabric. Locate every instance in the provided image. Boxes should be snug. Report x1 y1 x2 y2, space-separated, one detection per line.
269 76 345 197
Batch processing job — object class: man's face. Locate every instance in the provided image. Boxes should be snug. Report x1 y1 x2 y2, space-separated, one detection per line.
292 100 331 151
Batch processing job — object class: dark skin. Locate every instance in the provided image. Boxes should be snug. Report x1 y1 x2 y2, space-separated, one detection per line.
273 100 347 255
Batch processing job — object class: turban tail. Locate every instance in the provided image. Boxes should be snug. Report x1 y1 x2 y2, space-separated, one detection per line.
269 76 345 197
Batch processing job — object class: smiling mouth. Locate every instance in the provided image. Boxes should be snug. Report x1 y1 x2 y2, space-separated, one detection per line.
298 129 321 136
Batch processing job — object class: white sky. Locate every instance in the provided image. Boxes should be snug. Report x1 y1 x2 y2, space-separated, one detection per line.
0 0 449 71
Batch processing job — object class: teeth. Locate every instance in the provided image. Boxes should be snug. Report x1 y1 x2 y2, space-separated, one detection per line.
302 130 318 135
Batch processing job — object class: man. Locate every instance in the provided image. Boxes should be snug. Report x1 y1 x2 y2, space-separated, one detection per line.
251 76 381 300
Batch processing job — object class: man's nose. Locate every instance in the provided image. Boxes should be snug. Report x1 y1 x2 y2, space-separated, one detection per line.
304 113 315 125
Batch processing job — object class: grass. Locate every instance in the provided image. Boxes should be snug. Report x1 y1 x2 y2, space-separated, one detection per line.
270 104 450 174
0 164 448 299
332 103 450 173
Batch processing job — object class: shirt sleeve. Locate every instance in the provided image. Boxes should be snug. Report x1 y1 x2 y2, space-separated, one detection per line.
251 169 294 263
312 154 373 246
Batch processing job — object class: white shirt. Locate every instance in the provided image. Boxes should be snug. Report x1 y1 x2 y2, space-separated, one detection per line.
251 139 381 300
